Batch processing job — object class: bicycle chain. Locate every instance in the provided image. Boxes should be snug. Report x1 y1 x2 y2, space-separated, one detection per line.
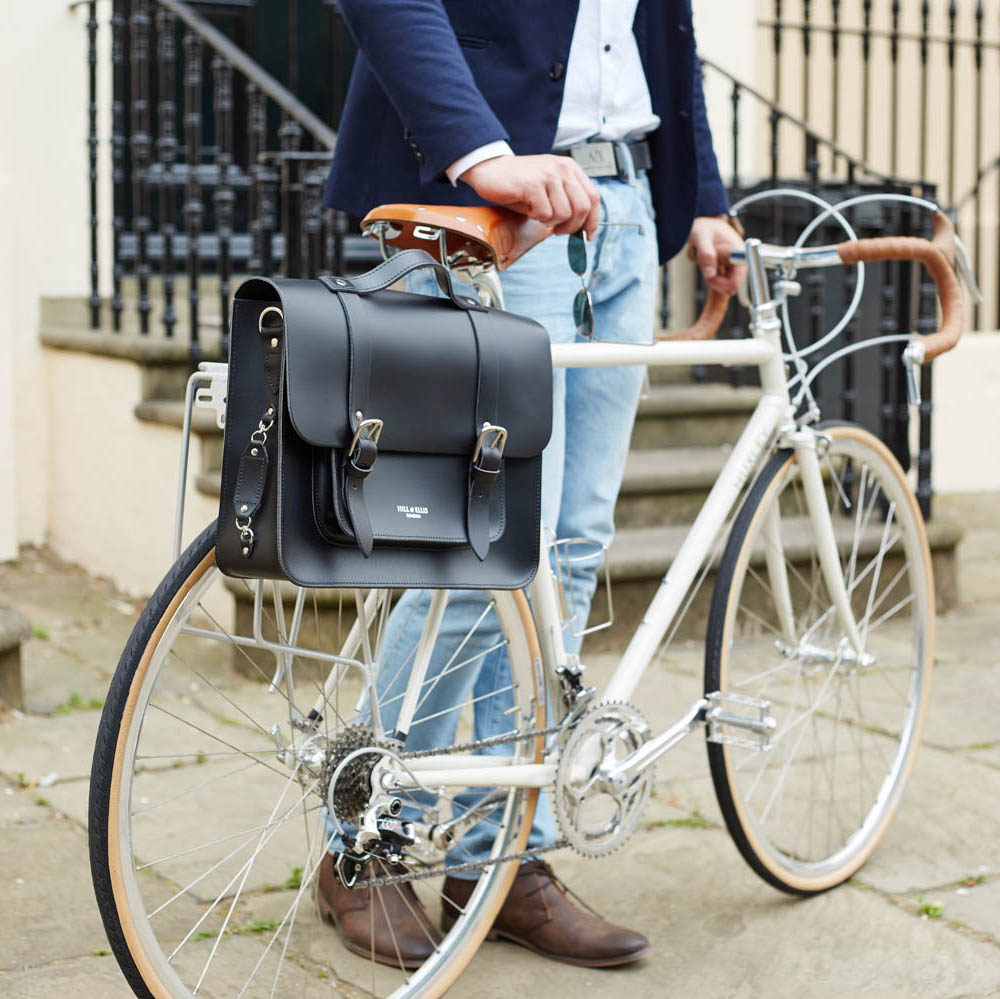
353 721 570 889
397 720 566 759
355 840 569 889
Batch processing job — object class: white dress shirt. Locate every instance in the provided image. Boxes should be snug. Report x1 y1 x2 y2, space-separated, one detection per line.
447 0 660 185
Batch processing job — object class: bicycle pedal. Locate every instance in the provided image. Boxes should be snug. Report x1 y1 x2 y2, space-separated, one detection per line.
703 691 776 752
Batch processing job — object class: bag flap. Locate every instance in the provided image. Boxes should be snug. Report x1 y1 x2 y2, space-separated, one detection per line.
234 277 553 459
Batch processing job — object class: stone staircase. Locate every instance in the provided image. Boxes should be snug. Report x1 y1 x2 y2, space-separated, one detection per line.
39 288 962 653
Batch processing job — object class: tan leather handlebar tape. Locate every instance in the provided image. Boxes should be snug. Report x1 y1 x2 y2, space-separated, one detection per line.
656 287 731 342
836 237 963 362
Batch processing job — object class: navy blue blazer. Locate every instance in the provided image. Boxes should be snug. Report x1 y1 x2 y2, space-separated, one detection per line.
323 0 729 263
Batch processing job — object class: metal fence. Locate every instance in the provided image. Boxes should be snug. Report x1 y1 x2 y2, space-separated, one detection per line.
759 0 1000 330
82 0 951 515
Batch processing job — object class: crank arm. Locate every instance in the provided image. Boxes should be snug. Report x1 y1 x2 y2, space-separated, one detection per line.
606 692 778 787
605 698 707 786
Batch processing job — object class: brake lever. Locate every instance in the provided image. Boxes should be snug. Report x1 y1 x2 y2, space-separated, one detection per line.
902 342 926 406
953 234 984 305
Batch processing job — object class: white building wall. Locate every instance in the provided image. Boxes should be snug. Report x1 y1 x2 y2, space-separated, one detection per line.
1 3 101 552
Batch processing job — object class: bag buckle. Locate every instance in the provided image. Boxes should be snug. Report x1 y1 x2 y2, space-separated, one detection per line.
472 423 507 469
348 417 384 473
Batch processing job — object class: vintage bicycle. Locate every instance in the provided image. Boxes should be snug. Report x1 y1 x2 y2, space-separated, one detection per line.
89 188 977 998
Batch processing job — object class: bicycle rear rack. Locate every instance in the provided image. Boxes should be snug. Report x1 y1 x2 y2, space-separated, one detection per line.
548 535 614 638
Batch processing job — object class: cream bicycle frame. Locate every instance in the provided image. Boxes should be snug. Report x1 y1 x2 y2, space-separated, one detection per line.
171 239 873 794
378 238 869 791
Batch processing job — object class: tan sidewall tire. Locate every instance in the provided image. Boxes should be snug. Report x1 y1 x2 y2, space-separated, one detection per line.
104 550 543 999
709 425 934 894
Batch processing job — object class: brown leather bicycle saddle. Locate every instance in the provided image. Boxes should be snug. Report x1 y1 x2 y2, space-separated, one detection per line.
361 204 552 270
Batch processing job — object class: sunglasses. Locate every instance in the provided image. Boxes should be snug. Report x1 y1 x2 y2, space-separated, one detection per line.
567 223 645 340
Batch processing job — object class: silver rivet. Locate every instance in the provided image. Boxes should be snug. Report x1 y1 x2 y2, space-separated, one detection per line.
336 278 347 286
241 504 248 513
355 410 363 421
267 407 274 415
270 337 278 347
482 421 491 430
242 547 249 556
476 224 485 233
456 215 466 222
251 447 258 456
417 206 426 211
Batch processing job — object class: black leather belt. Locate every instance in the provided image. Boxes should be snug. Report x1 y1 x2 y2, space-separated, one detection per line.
556 139 652 180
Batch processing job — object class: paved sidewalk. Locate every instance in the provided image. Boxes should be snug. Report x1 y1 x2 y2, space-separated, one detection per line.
0 494 998 997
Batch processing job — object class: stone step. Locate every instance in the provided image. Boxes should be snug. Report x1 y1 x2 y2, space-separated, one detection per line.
617 446 730 527
221 514 961 677
0 606 31 711
41 278 231 340
133 398 226 476
582 515 962 652
631 383 759 449
189 442 734 530
40 324 224 401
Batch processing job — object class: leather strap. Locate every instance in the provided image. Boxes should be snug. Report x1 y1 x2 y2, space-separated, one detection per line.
320 249 487 313
466 310 503 561
334 292 379 557
234 438 269 522
343 437 377 557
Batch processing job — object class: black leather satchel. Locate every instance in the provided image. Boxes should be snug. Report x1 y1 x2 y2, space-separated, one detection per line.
215 249 553 590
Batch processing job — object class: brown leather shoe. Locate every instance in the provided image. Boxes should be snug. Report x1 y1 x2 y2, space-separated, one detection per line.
317 854 442 969
442 860 649 967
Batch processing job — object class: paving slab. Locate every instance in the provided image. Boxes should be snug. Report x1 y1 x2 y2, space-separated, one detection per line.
450 830 1000 999
857 744 1000 895
899 876 1000 946
0 792 111 971
0 956 137 998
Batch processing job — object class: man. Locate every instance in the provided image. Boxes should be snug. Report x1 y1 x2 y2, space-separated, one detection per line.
319 0 744 969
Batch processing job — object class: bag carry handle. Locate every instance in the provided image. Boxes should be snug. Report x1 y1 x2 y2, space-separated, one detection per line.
320 248 487 312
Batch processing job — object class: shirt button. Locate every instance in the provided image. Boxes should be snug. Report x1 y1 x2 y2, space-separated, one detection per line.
549 62 565 81
604 43 611 52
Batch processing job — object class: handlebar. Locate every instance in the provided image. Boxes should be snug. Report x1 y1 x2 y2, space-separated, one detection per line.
673 211 970 363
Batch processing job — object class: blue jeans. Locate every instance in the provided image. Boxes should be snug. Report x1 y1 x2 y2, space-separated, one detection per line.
329 175 659 869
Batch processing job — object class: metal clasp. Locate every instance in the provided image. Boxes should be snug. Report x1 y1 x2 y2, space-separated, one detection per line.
349 418 384 462
258 305 284 335
472 423 507 465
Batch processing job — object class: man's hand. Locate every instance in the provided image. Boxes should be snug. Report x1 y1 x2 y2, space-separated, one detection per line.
687 215 746 296
460 154 601 239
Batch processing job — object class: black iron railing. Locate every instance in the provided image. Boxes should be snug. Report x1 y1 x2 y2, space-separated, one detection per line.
84 0 375 361
82 1 944 515
762 0 1000 330
689 57 938 517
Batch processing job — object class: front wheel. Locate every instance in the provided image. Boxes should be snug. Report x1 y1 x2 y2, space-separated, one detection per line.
89 522 545 998
705 423 934 895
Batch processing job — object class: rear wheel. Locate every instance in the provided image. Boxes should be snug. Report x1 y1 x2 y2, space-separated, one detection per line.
705 424 934 894
90 522 544 998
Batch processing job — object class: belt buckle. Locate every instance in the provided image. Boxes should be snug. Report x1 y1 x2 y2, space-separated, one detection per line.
612 141 636 184
569 142 616 178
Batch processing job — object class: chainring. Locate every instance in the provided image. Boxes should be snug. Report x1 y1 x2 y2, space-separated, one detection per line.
554 701 652 858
